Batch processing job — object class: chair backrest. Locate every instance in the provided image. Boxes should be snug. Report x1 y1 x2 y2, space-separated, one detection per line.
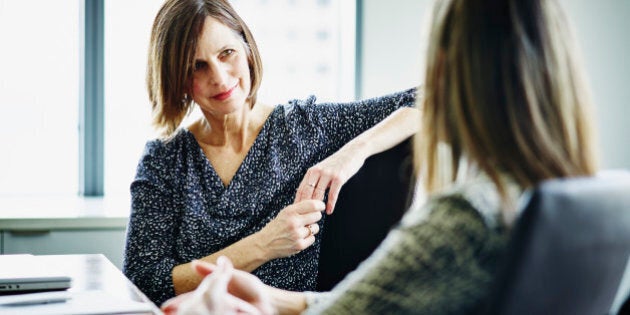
316 138 415 291
488 171 630 315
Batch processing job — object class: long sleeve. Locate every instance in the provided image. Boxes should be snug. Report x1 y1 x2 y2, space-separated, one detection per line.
280 88 417 170
123 141 182 305
285 88 417 158
304 195 507 314
314 88 416 145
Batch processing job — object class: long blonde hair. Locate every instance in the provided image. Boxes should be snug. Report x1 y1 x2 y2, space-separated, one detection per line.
415 0 598 206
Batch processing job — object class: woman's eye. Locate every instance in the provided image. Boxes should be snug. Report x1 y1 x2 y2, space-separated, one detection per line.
194 61 207 71
221 49 235 58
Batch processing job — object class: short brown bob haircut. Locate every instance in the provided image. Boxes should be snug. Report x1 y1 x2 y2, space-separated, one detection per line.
147 0 263 137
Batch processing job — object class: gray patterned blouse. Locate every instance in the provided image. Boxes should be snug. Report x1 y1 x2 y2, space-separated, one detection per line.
123 88 416 305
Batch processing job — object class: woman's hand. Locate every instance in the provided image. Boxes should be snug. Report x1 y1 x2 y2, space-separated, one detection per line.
256 200 325 259
295 107 420 215
295 144 366 214
162 257 274 315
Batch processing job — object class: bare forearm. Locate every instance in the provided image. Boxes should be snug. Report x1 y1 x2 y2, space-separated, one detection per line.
172 232 268 294
268 287 307 315
344 107 420 160
172 200 325 294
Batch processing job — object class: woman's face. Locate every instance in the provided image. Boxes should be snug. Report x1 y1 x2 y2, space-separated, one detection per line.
190 16 251 117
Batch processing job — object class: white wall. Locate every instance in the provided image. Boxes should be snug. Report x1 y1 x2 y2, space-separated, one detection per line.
361 0 630 169
560 0 630 169
360 0 428 98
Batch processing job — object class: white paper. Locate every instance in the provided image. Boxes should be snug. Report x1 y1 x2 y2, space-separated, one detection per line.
0 290 154 315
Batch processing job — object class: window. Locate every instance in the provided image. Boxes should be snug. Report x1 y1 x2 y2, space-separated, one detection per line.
104 0 163 197
231 0 356 103
104 0 356 196
0 0 355 201
0 0 80 195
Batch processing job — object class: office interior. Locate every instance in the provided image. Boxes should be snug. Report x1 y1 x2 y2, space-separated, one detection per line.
0 0 628 313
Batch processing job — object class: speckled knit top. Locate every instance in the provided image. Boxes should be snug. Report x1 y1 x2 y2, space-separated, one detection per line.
123 88 416 305
303 174 523 314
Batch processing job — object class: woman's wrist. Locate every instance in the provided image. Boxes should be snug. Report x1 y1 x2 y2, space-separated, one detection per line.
243 231 274 263
343 137 371 162
268 287 307 315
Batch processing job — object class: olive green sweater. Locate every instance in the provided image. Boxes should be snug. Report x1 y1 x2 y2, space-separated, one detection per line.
304 176 521 314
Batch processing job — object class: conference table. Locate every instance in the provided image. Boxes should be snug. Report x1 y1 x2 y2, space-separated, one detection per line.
2 254 162 314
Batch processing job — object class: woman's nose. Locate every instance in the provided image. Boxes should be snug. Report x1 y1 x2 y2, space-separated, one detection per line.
209 63 229 86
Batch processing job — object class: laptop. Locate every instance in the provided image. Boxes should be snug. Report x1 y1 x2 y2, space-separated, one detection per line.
0 255 71 294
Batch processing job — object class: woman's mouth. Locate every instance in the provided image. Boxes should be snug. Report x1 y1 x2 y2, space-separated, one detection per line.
212 84 237 101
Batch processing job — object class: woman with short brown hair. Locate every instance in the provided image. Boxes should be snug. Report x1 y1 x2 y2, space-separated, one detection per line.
124 0 419 306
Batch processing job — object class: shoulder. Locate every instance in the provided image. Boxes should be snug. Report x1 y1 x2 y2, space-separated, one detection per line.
447 174 522 228
279 95 318 117
133 131 198 192
138 129 196 172
143 129 194 155
271 96 327 132
399 175 520 240
402 193 485 234
390 191 502 265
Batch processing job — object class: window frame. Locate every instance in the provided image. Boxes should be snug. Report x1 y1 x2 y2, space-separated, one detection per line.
80 0 105 196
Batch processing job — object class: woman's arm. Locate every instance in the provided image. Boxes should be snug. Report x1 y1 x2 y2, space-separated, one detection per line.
295 105 421 213
178 89 421 290
172 199 325 295
267 287 308 315
126 142 325 303
162 196 501 314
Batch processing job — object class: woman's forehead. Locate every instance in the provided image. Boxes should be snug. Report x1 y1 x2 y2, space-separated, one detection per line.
195 16 243 54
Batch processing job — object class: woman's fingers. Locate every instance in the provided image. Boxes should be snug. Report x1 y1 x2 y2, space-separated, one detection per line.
192 260 215 277
260 200 325 258
225 294 262 315
294 224 319 252
297 210 323 227
161 292 194 314
292 199 326 215
293 177 306 203
295 170 320 202
306 223 319 237
166 259 221 311
326 178 343 214
295 166 342 205
312 174 330 200
298 223 320 239
168 257 270 315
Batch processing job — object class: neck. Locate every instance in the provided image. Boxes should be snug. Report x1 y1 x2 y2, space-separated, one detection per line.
202 107 251 148
195 102 269 151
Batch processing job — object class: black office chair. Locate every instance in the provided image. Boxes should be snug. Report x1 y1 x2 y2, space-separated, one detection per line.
316 138 415 291
487 171 630 315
